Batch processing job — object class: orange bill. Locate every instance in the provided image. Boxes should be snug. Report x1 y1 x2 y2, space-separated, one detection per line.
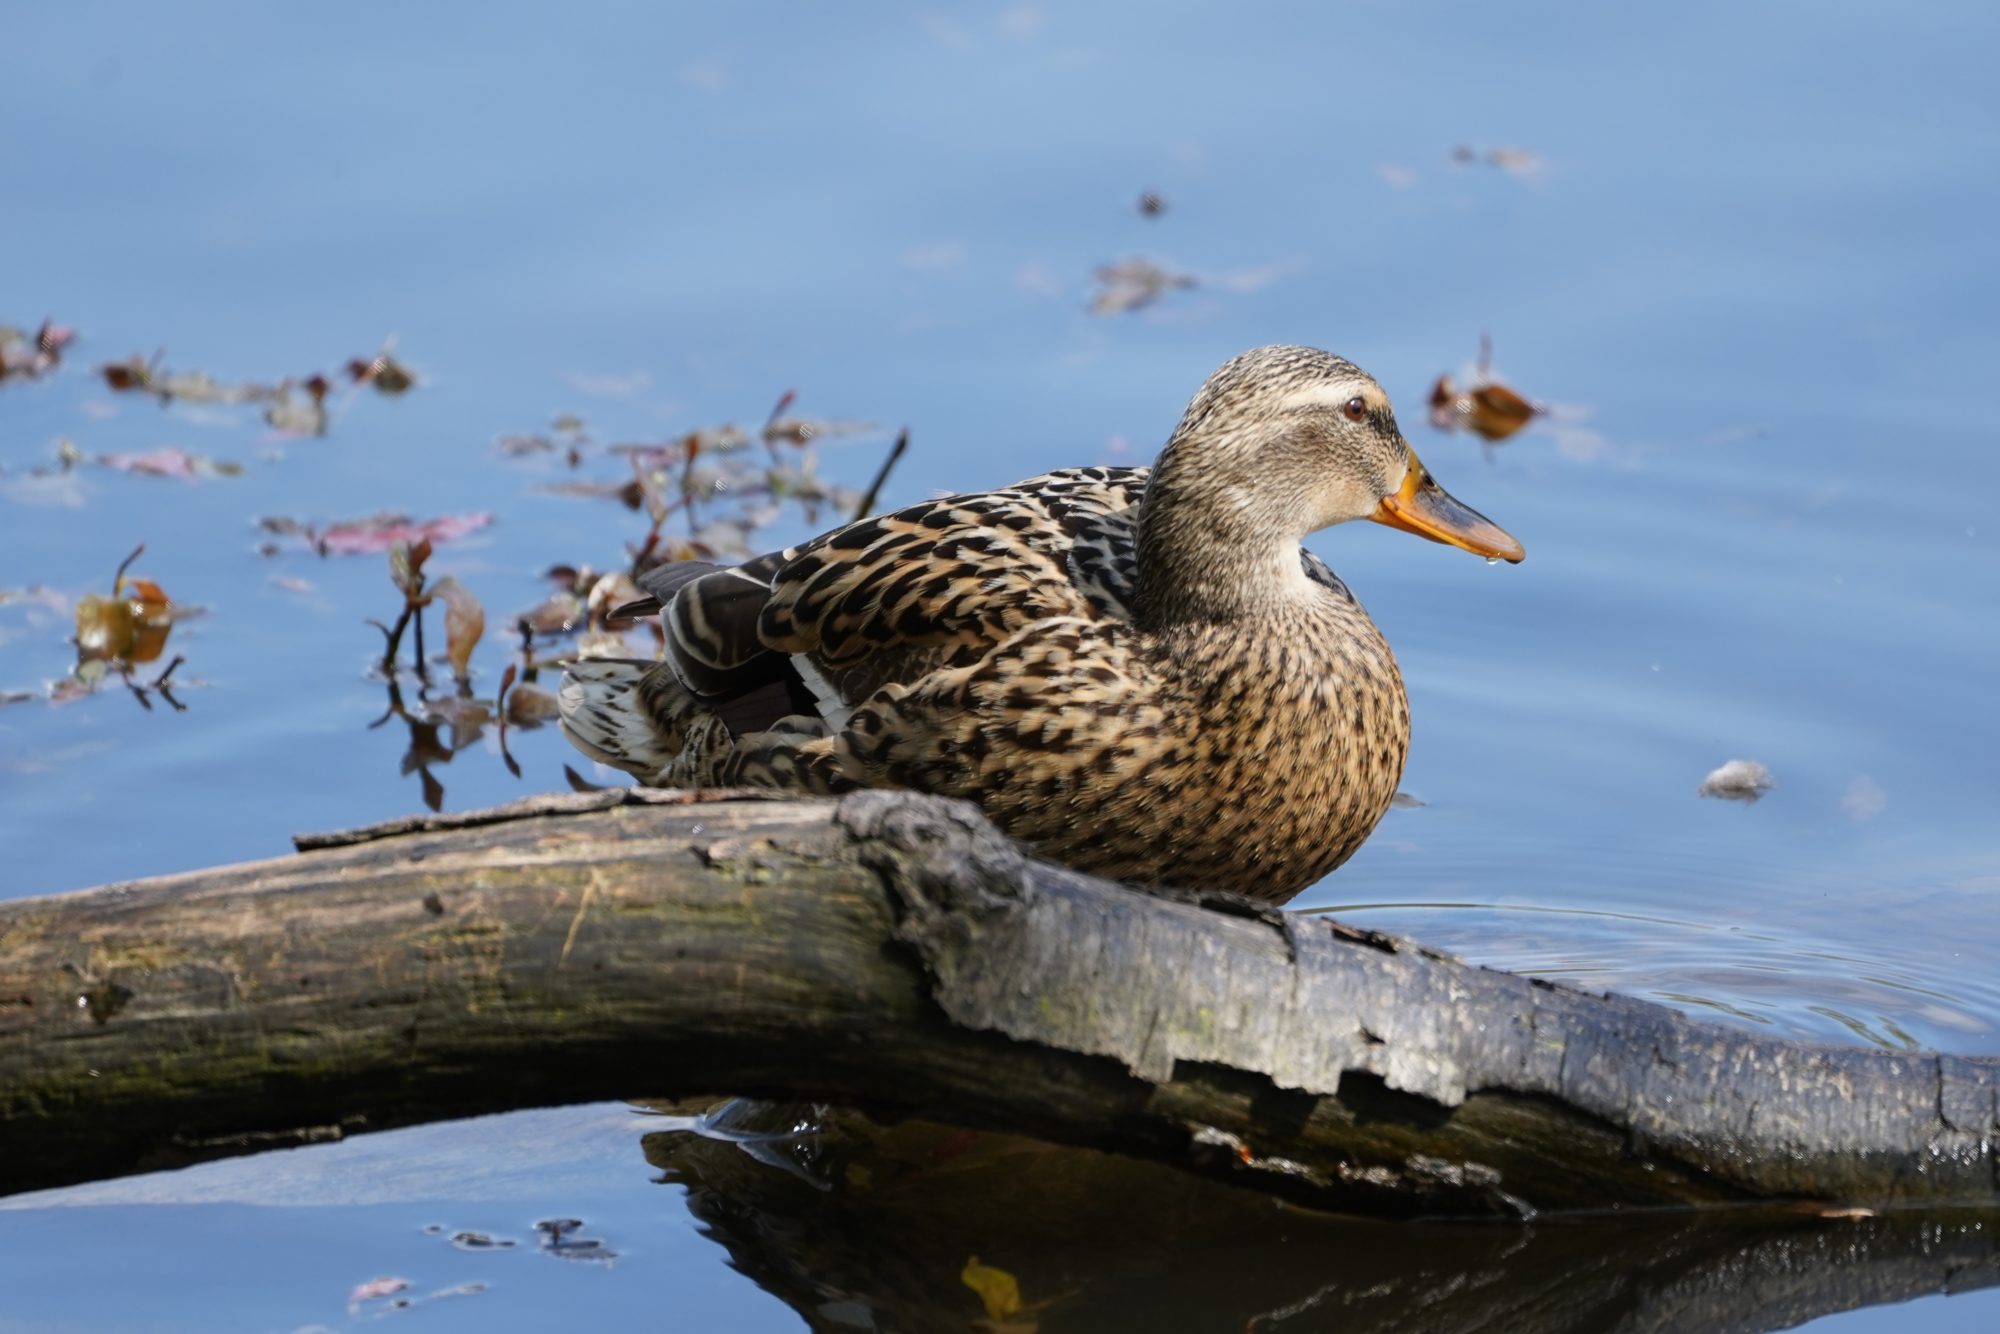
1371 459 1525 563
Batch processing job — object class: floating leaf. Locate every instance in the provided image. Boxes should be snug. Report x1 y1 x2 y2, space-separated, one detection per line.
1698 758 1774 804
347 349 417 394
424 694 491 752
0 320 74 384
348 1277 410 1306
428 576 486 683
387 538 432 598
761 413 875 447
504 682 562 726
99 354 272 406
1088 257 1197 315
73 547 175 670
961 1256 1023 1321
586 572 646 626
535 478 646 509
518 592 584 636
99 354 156 394
1451 144 1545 177
263 385 328 437
0 585 69 612
96 446 244 479
121 578 174 665
73 594 136 663
1428 337 1543 442
319 512 494 556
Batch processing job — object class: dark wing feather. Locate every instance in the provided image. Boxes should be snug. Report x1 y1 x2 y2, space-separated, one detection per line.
650 550 793 698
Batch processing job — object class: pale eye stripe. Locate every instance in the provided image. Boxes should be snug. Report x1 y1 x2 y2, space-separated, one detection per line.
1277 385 1375 416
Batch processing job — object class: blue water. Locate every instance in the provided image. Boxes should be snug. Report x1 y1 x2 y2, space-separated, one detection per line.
3 3 1997 1328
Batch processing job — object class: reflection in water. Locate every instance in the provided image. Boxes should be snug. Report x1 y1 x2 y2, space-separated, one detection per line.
643 1100 2000 1334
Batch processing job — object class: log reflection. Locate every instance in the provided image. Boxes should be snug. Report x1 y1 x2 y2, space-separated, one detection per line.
644 1100 2000 1334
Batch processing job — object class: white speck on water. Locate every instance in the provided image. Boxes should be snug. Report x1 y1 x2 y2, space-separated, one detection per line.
1698 758 1774 803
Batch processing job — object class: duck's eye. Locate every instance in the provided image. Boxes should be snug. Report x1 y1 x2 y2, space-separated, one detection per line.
1341 396 1369 423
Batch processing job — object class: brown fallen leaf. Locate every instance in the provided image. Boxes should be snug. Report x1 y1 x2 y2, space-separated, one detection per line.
428 576 486 684
72 593 136 664
388 538 432 599
1428 336 1543 442
517 592 584 636
585 571 646 626
505 681 562 726
347 347 417 394
121 578 175 664
74 546 176 669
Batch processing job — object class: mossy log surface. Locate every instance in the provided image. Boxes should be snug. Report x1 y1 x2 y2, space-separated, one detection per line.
1 788 1996 1213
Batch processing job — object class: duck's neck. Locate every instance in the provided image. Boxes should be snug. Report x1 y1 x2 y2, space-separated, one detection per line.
1134 452 1318 629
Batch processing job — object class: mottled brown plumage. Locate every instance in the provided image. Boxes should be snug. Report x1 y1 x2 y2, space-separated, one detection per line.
560 345 1522 902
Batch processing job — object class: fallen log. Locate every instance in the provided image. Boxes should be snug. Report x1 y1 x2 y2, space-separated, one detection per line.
1 789 1995 1213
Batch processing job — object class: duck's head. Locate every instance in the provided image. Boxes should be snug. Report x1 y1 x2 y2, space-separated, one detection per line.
1152 344 1524 564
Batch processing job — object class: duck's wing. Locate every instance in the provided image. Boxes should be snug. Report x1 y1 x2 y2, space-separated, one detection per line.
634 467 1148 730
759 465 1152 671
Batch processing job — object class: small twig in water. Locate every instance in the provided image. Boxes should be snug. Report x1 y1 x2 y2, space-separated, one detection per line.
852 428 909 521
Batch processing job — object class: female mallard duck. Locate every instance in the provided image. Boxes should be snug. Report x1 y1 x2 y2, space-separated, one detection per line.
560 345 1522 902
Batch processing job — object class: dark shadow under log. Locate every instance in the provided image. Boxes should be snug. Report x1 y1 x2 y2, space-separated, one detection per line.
1 789 1997 1214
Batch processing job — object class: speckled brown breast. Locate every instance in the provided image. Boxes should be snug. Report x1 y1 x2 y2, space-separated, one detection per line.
817 592 1410 900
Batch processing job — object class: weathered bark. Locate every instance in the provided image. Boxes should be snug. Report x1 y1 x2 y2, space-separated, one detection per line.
1 789 1996 1214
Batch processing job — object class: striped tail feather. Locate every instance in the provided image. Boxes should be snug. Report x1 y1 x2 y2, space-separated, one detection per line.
557 657 689 783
